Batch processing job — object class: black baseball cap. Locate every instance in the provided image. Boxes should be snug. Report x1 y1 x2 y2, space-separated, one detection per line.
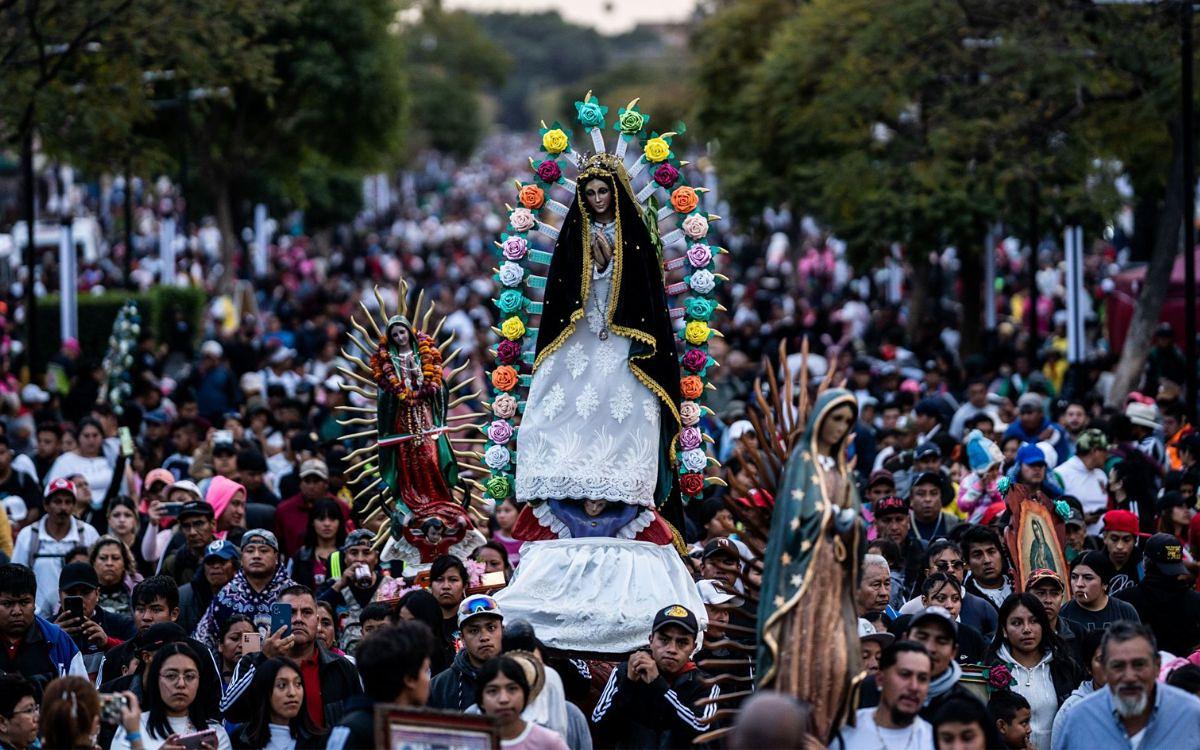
702 537 740 562
874 495 909 517
135 622 187 652
237 449 268 473
911 471 942 489
177 500 215 522
1145 532 1189 577
59 562 99 591
914 442 941 460
652 604 699 636
212 441 237 456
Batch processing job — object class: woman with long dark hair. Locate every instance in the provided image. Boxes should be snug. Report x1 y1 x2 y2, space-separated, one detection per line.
111 642 230 749
985 593 1082 750
476 656 568 750
397 588 452 674
90 535 142 617
229 657 324 749
216 615 257 687
287 498 347 590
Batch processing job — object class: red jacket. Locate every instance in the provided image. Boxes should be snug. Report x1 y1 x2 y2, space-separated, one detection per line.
274 493 352 556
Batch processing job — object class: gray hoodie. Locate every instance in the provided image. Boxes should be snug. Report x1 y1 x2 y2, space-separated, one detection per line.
1052 680 1098 740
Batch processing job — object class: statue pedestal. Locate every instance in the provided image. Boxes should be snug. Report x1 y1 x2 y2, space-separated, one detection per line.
494 537 707 655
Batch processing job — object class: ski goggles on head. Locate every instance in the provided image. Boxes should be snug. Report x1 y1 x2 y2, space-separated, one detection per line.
457 594 503 627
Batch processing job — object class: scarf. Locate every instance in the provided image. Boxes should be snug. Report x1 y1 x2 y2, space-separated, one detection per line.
926 660 963 703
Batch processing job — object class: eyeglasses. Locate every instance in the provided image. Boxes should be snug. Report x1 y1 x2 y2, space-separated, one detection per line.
11 704 38 716
934 560 965 571
159 670 200 685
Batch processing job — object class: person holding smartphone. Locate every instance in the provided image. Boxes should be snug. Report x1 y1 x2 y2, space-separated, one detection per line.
110 642 230 750
221 585 361 730
53 562 135 677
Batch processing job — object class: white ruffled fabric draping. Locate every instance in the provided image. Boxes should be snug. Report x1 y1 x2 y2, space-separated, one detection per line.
495 537 707 654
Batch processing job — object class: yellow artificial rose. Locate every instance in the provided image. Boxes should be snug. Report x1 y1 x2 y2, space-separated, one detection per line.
542 129 569 155
684 321 710 345
644 137 670 163
501 316 527 341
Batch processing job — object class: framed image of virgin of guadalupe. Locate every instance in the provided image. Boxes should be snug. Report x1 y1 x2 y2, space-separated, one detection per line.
1004 484 1070 599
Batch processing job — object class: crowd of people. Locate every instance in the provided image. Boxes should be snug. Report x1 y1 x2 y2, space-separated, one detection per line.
0 134 1195 749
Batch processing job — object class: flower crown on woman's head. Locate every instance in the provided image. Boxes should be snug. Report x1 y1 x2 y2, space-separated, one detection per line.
575 150 625 176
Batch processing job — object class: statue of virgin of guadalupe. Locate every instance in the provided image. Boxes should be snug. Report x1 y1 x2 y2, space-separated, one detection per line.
513 152 680 544
371 315 460 515
757 388 865 742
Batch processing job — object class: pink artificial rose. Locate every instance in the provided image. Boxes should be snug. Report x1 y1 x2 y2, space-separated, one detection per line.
681 348 708 373
492 394 518 419
680 426 702 451
686 244 713 269
487 420 514 444
680 401 701 426
509 208 536 232
681 214 709 240
502 236 529 261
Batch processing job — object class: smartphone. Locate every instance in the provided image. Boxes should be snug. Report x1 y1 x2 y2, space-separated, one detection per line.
64 595 84 621
99 693 128 724
270 602 293 638
212 429 234 445
240 632 262 654
118 426 134 458
176 729 218 750
160 502 184 519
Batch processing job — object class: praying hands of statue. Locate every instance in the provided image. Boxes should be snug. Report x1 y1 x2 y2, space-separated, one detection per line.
591 231 613 271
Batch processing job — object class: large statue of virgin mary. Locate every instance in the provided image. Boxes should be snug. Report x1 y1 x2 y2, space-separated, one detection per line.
513 152 681 542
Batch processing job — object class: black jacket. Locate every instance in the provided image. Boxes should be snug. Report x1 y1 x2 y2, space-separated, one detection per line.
428 649 480 711
591 659 720 750
329 695 376 750
1115 572 1200 657
177 573 215 636
222 642 362 728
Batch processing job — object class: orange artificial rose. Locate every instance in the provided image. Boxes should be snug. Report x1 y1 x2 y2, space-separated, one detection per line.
680 375 704 400
670 186 699 214
518 184 546 210
492 366 519 392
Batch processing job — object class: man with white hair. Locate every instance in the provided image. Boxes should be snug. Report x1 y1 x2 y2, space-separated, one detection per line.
1052 621 1200 749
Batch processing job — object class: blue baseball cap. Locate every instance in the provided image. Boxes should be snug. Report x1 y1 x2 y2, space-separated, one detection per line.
202 539 239 563
1017 443 1047 467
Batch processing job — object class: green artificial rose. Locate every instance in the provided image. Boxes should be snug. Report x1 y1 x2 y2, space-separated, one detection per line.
485 474 513 500
618 109 645 135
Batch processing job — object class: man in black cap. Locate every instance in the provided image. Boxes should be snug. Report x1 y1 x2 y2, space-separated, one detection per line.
699 537 742 589
1114 533 1200 656
178 539 239 634
319 529 382 652
592 604 720 748
237 449 279 506
159 500 217 587
52 562 134 676
908 471 960 545
873 496 925 600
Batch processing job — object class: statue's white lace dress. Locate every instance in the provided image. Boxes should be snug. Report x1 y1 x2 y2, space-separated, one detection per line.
515 221 661 507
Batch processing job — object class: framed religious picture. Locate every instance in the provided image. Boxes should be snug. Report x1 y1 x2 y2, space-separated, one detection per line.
374 706 499 750
1006 487 1070 597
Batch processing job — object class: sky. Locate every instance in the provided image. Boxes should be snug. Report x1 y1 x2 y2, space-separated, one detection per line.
444 0 697 33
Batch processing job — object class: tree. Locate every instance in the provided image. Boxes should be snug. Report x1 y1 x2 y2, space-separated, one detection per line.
693 0 1181 366
399 3 508 158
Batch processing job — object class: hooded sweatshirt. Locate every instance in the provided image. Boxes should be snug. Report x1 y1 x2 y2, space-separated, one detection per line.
998 644 1058 750
1051 680 1098 741
206 475 246 538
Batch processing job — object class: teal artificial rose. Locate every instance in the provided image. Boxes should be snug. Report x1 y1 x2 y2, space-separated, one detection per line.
684 296 717 322
497 289 527 316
